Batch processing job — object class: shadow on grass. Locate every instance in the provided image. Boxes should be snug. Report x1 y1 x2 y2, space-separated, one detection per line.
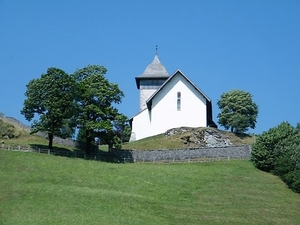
29 144 119 163
234 133 252 139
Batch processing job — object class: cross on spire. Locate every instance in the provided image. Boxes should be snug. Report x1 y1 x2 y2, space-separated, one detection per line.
156 45 158 54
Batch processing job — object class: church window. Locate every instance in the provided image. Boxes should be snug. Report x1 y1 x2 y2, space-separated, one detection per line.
177 92 181 111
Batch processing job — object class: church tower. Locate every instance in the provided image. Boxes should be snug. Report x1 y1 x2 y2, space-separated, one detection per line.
135 54 169 111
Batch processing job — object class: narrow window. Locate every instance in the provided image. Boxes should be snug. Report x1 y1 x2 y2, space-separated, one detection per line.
177 92 181 111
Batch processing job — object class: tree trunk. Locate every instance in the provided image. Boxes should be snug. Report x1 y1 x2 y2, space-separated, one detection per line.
85 130 92 155
108 142 113 153
48 133 53 150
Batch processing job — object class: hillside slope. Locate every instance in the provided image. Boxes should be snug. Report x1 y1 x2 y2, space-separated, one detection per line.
1 115 254 150
1 150 300 225
123 127 254 150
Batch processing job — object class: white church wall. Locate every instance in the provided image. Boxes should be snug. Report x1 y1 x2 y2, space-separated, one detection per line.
149 73 207 135
130 73 208 141
130 109 152 141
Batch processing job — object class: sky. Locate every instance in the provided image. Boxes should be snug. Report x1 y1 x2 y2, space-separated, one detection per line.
1 0 300 134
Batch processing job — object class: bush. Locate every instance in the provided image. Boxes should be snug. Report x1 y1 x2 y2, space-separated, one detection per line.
251 122 299 172
0 119 19 138
251 122 300 193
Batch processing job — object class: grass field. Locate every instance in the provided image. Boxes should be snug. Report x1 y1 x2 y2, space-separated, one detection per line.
1 150 300 225
122 127 255 150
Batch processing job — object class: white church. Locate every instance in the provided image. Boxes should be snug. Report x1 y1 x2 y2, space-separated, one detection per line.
129 54 217 141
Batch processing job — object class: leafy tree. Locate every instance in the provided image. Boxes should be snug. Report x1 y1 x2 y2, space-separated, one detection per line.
21 68 76 149
217 89 258 133
0 119 18 138
111 114 131 143
273 144 300 190
251 122 300 192
251 122 299 172
72 65 124 154
97 114 131 150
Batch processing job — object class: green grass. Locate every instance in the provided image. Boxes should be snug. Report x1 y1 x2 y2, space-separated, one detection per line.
122 127 255 150
1 150 300 224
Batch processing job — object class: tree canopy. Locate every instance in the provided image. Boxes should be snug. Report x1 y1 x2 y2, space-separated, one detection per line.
72 65 125 154
217 89 258 133
251 122 300 193
21 68 76 149
0 119 19 139
21 65 127 153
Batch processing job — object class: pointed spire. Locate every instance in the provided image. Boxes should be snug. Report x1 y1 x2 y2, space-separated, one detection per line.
156 45 158 55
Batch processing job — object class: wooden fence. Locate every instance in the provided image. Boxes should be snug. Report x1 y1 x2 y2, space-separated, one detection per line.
0 144 111 161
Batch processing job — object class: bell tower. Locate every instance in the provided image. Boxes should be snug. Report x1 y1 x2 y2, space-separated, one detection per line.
135 54 169 111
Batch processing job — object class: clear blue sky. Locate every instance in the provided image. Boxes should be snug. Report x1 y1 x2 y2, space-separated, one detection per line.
1 0 299 134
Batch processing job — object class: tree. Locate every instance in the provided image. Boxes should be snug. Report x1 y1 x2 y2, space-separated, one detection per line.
0 119 18 138
97 114 131 150
251 122 299 172
21 68 76 149
217 89 258 133
251 122 300 193
110 114 131 143
72 65 124 154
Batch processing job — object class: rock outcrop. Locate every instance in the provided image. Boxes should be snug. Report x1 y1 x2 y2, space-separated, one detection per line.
165 127 232 148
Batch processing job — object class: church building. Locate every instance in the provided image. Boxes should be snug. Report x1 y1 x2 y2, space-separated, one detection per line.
129 54 217 141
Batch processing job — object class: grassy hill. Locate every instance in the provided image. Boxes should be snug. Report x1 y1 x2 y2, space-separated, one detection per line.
1 150 300 225
1 116 254 151
122 127 255 150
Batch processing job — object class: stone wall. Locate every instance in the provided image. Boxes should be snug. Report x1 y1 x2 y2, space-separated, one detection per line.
111 145 252 162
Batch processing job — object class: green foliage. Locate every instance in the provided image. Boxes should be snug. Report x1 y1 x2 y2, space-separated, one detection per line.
217 89 258 133
251 122 299 172
96 114 130 149
274 144 300 190
72 65 124 153
0 119 18 138
76 128 86 143
251 121 300 192
112 114 131 143
21 68 76 149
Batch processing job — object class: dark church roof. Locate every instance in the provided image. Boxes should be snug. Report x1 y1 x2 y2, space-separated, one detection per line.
135 54 170 89
138 54 169 78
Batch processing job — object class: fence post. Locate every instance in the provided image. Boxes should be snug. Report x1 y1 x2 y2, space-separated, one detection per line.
48 149 50 154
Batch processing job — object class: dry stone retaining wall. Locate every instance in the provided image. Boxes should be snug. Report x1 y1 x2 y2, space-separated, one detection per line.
111 145 252 163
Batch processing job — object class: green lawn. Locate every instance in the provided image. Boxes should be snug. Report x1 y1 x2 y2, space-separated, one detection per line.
1 150 300 225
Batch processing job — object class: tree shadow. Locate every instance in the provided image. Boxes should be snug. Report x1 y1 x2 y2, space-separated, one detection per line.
234 132 252 139
29 144 119 163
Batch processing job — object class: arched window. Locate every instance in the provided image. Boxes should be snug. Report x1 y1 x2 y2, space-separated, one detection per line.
177 92 181 111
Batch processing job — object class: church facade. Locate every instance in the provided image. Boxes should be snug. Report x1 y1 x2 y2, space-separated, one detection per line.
129 54 216 141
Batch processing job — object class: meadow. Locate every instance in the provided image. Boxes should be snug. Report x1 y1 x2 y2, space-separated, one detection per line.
1 150 300 225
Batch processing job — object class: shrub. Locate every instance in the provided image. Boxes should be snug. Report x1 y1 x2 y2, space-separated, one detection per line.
0 119 19 138
251 122 300 192
251 122 299 172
